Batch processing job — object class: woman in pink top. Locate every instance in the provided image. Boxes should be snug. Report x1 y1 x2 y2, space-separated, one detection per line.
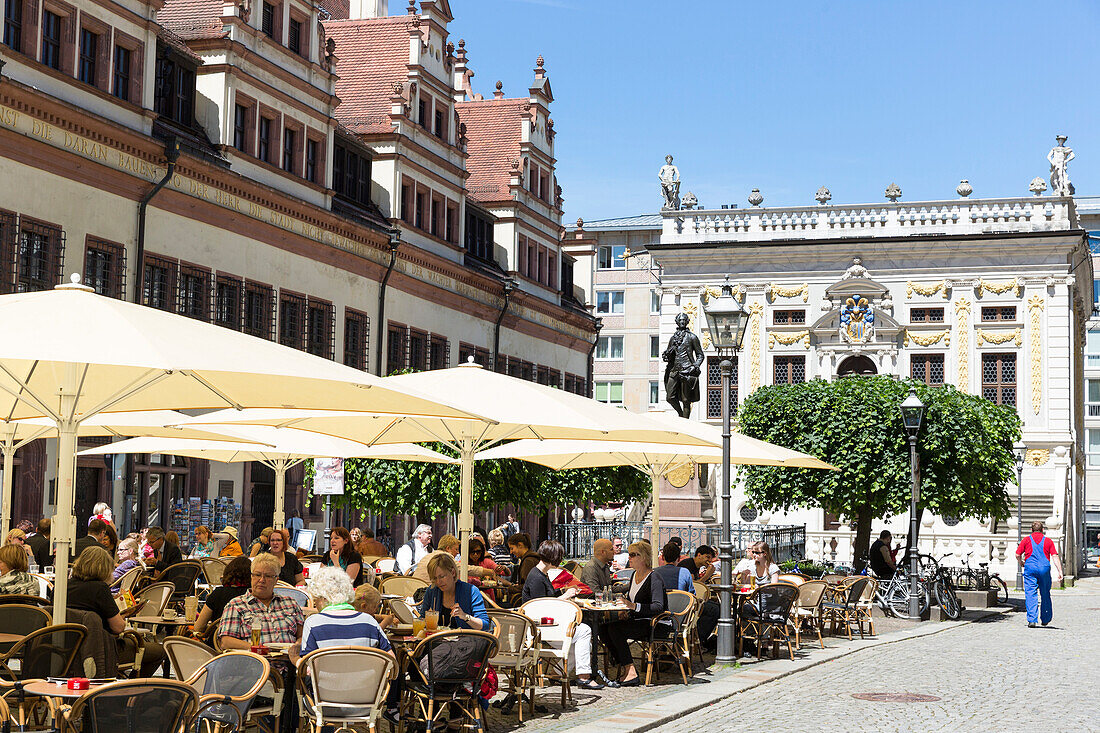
1015 521 1064 627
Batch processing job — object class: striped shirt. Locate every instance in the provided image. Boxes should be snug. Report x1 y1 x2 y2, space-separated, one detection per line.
300 609 393 655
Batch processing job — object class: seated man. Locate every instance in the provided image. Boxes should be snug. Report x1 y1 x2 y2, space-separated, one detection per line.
507 533 541 585
869 530 897 578
396 524 433 575
580 538 615 594
679 545 717 583
219 552 305 733
611 537 628 570
654 543 694 592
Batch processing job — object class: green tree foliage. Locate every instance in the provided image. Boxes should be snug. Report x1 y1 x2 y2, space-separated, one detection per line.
306 444 650 522
736 376 1019 566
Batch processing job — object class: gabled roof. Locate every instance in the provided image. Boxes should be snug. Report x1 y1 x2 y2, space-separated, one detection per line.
323 16 411 134
456 98 526 204
158 0 227 40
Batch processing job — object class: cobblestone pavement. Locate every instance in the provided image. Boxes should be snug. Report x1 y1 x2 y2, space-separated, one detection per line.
649 589 1100 733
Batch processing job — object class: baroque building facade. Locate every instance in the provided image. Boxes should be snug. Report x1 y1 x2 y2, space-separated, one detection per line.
576 188 1091 577
0 0 593 541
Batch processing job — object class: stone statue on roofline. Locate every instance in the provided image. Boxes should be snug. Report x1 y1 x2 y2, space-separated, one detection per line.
663 312 704 419
659 155 681 211
1047 135 1075 196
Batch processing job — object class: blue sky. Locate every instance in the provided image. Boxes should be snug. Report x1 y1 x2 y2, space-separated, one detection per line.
449 1 1100 223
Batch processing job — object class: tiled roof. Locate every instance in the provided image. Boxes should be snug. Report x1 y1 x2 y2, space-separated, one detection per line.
158 0 227 40
456 99 526 204
323 16 411 134
571 213 663 231
319 0 349 20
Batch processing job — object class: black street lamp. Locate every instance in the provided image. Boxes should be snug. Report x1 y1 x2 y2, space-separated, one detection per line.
1013 442 1026 590
702 275 749 664
899 387 927 620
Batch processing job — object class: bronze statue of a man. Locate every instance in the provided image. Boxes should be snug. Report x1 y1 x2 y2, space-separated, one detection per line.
663 312 705 418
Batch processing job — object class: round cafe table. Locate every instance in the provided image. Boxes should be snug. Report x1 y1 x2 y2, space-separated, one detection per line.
0 633 25 644
22 680 112 700
127 616 193 627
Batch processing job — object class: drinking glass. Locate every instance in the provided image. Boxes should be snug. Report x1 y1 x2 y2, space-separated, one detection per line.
412 618 426 636
425 609 439 632
44 566 54 576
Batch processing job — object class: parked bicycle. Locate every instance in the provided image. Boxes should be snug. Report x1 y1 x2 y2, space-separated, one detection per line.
864 552 961 620
917 552 963 620
953 551 1010 604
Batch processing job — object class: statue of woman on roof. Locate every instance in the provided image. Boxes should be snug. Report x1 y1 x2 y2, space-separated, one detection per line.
659 155 681 211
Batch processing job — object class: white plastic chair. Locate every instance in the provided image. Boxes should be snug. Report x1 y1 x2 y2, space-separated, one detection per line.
519 598 581 708
297 647 396 733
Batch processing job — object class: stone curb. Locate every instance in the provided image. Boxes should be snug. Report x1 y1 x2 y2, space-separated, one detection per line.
558 607 1006 733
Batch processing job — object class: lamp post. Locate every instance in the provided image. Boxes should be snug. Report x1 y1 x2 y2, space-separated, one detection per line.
1013 442 1026 591
899 388 927 620
702 275 749 664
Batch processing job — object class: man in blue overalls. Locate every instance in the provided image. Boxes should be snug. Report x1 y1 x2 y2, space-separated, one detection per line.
1014 521 1065 627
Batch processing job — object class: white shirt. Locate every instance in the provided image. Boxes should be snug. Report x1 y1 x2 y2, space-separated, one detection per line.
734 558 779 584
396 538 430 574
613 552 629 568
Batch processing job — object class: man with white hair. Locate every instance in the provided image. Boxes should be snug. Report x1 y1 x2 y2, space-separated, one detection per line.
395 524 433 574
290 566 391 664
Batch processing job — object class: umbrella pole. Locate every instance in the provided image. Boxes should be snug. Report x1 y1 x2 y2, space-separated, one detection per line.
650 468 660 566
273 462 286 530
458 438 474 583
0 444 13 538
52 369 81 621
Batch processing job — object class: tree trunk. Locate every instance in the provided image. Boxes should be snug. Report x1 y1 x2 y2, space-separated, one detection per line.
852 508 873 573
537 508 551 545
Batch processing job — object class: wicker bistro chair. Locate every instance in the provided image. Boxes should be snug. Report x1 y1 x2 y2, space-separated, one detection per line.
56 679 200 733
639 590 694 685
200 558 228 586
379 576 428 599
134 582 175 618
821 577 871 640
389 599 420 624
0 605 51 654
0 594 50 609
791 580 829 650
738 584 800 661
185 650 271 733
374 558 399 574
0 624 86 728
854 576 878 636
612 568 634 583
398 630 498 733
519 598 581 708
776 574 806 587
164 636 216 681
691 581 710 603
154 561 204 605
111 566 145 595
273 586 312 609
297 647 397 733
485 610 538 722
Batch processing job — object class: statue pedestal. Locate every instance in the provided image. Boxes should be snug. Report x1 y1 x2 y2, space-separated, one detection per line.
650 466 710 550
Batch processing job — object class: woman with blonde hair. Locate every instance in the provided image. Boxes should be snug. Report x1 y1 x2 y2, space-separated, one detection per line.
113 535 145 581
0 543 39 595
597 540 669 687
734 541 779 586
418 553 490 631
4 528 34 566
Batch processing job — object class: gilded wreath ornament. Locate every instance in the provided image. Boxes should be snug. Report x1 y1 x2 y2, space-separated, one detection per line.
906 280 948 299
765 283 809 302
903 329 950 347
768 331 811 349
976 277 1022 298
975 328 1022 347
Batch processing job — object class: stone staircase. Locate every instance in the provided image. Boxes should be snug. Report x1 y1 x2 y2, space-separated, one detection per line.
994 494 1055 533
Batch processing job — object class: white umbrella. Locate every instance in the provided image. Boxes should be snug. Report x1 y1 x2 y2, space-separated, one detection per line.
0 278 481 619
474 437 834 563
0 410 271 536
77 429 458 532
173 361 719 580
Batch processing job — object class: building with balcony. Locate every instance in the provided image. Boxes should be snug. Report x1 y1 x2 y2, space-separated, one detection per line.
0 0 595 542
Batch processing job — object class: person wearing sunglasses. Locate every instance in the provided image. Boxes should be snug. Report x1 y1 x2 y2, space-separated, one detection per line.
734 542 779 586
597 541 670 687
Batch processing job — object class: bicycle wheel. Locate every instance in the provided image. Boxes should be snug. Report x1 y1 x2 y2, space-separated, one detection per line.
990 575 1009 605
886 580 929 619
935 581 963 620
955 571 978 592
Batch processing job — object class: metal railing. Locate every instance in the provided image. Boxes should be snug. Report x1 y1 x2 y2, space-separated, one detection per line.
553 521 805 563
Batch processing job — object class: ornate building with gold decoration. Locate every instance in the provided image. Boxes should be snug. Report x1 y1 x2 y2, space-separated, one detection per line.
577 189 1092 577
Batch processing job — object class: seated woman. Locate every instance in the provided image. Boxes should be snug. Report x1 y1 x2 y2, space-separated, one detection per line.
418 553 491 632
267 529 304 586
0 543 40 596
486 529 511 566
290 567 391 665
248 527 273 558
217 527 244 557
3 529 35 568
734 541 780 586
322 527 363 587
187 525 216 559
112 536 146 582
521 539 602 691
193 555 251 639
597 541 669 687
353 583 395 630
68 545 164 676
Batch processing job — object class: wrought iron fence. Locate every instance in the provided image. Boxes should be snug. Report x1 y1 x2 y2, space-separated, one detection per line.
553 521 806 563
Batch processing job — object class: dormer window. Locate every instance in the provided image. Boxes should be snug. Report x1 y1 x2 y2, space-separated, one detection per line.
154 41 197 128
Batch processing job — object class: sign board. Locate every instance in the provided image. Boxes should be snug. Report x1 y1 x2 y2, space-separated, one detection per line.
313 458 345 496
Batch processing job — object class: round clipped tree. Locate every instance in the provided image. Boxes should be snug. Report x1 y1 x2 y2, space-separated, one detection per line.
736 375 1019 567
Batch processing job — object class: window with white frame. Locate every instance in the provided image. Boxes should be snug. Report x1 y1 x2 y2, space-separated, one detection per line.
594 381 623 405
596 290 624 314
597 244 626 270
649 381 659 404
596 335 623 360
651 290 661 313
1090 379 1100 418
650 335 659 359
1089 429 1100 467
1089 331 1100 368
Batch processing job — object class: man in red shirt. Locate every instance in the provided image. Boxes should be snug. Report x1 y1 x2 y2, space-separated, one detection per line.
1015 521 1064 627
